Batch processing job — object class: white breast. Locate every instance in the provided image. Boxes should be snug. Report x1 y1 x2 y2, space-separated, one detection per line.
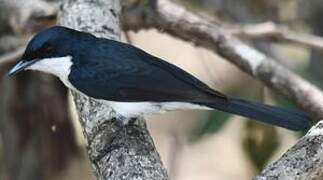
103 101 211 118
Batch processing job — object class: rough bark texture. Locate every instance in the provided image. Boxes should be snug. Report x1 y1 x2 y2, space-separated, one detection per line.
122 0 323 121
255 120 323 179
58 0 168 180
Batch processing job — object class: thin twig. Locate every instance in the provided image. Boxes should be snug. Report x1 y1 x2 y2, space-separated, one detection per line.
230 22 323 52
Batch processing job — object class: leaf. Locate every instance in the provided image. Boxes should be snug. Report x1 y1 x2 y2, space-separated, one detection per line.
189 111 231 142
242 120 280 171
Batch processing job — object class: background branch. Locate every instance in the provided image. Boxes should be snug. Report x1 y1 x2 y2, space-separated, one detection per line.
0 46 25 64
122 0 323 120
59 0 169 179
0 35 26 64
229 22 323 52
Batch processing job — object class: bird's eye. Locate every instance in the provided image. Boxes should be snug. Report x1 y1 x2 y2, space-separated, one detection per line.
44 46 53 53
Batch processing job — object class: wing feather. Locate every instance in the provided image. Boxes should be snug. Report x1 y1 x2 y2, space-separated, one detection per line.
69 39 227 103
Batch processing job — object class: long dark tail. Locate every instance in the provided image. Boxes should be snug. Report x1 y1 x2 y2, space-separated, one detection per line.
201 97 311 131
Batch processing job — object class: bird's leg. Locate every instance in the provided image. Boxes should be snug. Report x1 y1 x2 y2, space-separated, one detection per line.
127 117 139 126
114 113 140 126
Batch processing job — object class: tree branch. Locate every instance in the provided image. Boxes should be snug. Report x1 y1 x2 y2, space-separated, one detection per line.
0 46 25 65
0 35 27 64
122 0 323 121
3 0 58 33
229 22 323 52
58 0 168 180
255 120 323 179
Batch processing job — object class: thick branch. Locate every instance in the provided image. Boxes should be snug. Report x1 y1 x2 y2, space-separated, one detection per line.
230 22 323 52
255 120 323 179
122 0 323 120
59 0 168 180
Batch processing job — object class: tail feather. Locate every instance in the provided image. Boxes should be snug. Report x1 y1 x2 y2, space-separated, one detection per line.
202 97 311 131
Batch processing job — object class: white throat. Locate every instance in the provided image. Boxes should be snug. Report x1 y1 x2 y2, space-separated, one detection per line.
27 56 74 88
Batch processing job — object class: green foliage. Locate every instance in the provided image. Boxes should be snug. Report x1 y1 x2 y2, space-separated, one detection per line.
189 111 231 142
242 120 280 171
241 86 280 171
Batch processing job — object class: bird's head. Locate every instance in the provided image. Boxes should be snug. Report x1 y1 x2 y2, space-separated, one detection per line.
8 26 93 77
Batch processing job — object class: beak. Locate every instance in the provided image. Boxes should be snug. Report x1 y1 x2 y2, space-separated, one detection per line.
8 59 37 76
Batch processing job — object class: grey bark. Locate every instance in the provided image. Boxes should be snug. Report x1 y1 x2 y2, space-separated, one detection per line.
58 0 168 180
255 120 323 179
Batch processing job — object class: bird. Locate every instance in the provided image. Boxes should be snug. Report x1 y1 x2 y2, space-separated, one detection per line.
8 26 311 131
